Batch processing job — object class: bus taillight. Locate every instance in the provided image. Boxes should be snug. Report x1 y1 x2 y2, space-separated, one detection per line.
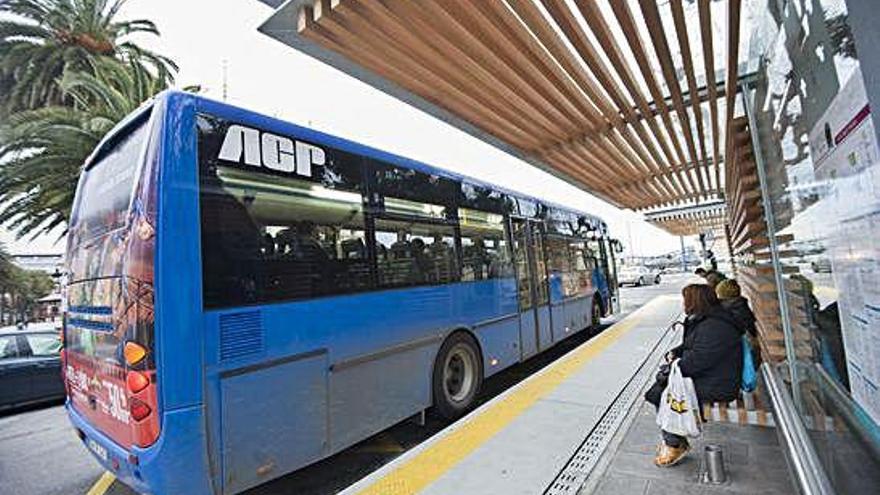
126 371 150 394
130 399 152 422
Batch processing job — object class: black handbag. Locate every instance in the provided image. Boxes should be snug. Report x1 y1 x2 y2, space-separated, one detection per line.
645 363 671 407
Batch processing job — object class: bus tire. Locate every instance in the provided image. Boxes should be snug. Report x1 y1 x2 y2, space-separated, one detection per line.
433 332 483 420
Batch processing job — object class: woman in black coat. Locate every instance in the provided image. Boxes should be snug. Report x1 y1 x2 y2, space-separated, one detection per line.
646 284 743 467
716 278 761 363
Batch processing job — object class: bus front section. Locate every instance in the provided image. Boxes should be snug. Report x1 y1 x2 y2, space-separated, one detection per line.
63 109 162 487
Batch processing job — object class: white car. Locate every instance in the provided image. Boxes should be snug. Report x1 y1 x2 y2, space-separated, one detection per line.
618 266 661 286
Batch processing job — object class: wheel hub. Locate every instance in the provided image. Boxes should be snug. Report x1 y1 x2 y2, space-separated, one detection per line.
444 344 476 403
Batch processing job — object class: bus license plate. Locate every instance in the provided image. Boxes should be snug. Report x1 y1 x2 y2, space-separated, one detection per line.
86 438 108 462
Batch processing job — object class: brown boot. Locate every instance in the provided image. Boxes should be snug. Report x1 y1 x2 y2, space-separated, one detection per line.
654 442 690 467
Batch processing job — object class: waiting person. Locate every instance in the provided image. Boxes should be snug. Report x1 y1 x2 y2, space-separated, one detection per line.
704 270 726 290
715 279 757 338
716 279 760 364
694 267 707 278
705 250 718 272
645 284 742 467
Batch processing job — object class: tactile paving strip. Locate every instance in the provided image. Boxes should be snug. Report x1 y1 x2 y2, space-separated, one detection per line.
544 320 680 495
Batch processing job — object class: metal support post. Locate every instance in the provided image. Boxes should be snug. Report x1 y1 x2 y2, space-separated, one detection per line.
741 82 802 408
679 236 687 273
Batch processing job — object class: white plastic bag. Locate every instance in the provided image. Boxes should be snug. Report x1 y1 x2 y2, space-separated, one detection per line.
656 360 702 438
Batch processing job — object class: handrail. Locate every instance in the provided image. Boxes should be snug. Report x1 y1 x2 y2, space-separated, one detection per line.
812 363 880 463
761 362 835 495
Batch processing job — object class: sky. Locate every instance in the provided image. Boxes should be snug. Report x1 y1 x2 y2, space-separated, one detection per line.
1 0 696 257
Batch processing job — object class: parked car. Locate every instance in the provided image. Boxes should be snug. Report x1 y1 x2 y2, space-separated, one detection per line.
618 266 662 286
811 257 832 273
0 326 65 411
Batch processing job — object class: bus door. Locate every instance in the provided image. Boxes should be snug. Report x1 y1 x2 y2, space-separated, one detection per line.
511 218 552 360
599 237 621 314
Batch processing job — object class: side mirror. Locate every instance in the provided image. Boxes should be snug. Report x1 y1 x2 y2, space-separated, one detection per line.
612 239 624 254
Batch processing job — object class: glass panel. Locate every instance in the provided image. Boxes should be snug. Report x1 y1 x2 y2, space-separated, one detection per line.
568 240 596 299
373 218 458 288
545 236 571 300
459 207 513 280
200 166 371 307
748 0 880 490
69 117 148 245
530 222 549 306
384 197 447 220
458 182 517 214
511 220 532 311
0 335 19 360
25 333 61 357
371 159 457 208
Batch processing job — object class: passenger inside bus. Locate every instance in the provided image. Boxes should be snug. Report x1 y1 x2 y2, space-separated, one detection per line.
277 221 329 263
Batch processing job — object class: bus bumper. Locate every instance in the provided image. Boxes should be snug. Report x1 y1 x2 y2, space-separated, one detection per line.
66 401 215 495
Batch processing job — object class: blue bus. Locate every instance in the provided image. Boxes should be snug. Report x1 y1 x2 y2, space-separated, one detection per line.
63 91 619 494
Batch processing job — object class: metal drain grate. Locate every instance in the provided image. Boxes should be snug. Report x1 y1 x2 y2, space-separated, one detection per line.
545 323 680 495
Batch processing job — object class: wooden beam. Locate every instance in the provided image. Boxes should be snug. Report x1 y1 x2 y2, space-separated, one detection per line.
723 0 743 202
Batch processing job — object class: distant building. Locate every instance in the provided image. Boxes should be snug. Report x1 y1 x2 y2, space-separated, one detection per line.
7 254 64 323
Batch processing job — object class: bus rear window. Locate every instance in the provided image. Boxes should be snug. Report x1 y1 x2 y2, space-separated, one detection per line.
70 121 149 243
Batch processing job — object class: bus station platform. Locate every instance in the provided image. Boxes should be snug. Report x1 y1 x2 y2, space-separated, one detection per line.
589 402 792 495
337 291 795 495
340 294 685 495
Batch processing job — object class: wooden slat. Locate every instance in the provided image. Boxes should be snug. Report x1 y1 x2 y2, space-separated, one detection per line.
608 0 697 198
371 0 575 139
575 0 688 201
638 0 707 198
539 0 677 203
723 0 744 199
669 0 713 193
503 0 668 202
698 0 723 192
301 3 543 150
290 0 747 217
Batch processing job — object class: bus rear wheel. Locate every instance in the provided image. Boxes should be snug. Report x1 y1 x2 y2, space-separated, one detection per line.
433 333 483 420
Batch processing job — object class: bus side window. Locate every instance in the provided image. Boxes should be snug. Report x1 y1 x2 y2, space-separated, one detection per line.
544 237 571 296
200 166 371 308
566 241 593 297
459 207 512 281
373 219 458 288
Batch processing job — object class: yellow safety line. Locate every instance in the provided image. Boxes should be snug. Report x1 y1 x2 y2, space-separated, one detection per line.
354 295 677 495
85 472 116 495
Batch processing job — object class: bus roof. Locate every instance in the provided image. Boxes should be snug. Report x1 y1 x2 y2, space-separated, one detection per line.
160 90 609 234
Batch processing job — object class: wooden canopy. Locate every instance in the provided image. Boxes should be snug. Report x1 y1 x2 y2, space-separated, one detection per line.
643 200 727 236
258 0 744 220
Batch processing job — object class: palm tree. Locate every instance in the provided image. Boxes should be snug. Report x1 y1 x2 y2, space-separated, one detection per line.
0 0 177 114
0 59 167 238
0 243 17 325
